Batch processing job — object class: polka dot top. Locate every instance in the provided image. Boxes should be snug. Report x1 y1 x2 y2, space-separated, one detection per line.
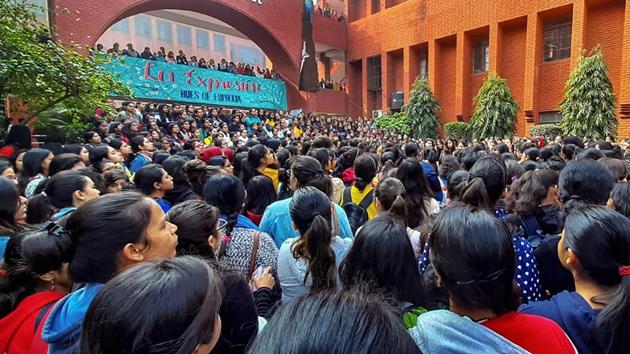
418 207 542 303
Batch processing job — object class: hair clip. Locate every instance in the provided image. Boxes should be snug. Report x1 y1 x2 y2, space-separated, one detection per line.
455 269 506 285
44 221 66 238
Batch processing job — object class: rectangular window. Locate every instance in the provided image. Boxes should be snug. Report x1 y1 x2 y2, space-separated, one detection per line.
419 51 428 78
134 15 152 38
177 25 192 46
196 30 209 49
111 18 130 33
214 33 226 54
156 20 172 42
473 39 489 74
367 55 382 91
539 111 562 123
544 20 572 62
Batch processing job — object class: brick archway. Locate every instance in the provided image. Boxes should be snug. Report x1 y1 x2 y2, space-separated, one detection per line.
53 0 306 108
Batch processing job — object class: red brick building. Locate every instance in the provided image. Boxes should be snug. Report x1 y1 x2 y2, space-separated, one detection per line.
345 0 630 137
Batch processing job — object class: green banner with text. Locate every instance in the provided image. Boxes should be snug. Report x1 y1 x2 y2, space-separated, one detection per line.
105 57 287 110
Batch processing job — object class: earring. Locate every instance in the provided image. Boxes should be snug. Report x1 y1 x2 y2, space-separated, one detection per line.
50 280 56 291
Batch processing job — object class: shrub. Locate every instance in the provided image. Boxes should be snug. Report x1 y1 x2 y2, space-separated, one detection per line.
529 124 562 139
444 122 471 141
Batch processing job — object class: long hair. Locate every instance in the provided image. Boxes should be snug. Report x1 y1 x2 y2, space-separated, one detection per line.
374 177 407 221
203 174 246 236
289 187 336 293
396 159 432 228
460 155 507 211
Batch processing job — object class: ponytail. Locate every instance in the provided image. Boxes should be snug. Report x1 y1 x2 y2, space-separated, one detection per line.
388 195 407 221
25 193 56 224
292 214 336 293
596 274 630 353
461 177 491 210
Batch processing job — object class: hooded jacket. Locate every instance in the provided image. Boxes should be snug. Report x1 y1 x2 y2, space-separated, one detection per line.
41 282 104 354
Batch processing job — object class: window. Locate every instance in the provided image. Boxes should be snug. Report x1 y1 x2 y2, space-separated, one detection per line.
544 20 572 62
134 15 152 38
157 20 172 42
539 112 562 124
419 51 428 78
196 30 209 49
214 34 226 54
236 46 265 66
111 18 130 33
473 39 489 74
367 55 381 91
177 25 192 46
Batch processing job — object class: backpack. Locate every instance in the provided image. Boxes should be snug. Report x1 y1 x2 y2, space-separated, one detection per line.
342 187 373 234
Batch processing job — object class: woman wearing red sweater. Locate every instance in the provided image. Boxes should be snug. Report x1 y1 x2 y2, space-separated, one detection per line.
416 204 576 353
0 227 72 354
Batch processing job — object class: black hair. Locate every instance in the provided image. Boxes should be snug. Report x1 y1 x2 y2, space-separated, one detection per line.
248 290 421 354
49 153 83 176
66 192 154 283
461 155 507 210
2 125 32 150
559 159 614 211
166 200 219 261
203 174 245 236
561 206 630 353
563 136 584 149
460 150 481 171
520 160 538 172
523 147 540 161
80 256 222 354
609 183 630 218
130 136 147 154
374 177 407 221
430 203 518 316
404 142 419 158
561 143 578 161
0 176 20 234
576 147 605 161
40 170 91 210
0 228 72 317
243 175 276 215
447 170 470 202
84 131 99 144
353 154 377 191
494 143 509 154
103 169 129 192
152 152 170 165
289 187 336 293
162 156 189 184
134 164 166 195
438 155 460 179
19 148 51 192
207 156 227 168
291 156 332 197
241 144 269 185
61 144 85 156
395 159 432 229
0 160 13 176
505 170 548 215
598 157 627 182
332 148 358 178
88 145 111 166
340 214 424 306
307 148 331 171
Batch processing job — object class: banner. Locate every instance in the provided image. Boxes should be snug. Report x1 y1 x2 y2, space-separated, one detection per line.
105 57 287 110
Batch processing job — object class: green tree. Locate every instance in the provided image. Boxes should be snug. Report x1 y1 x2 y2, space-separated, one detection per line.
470 72 519 139
0 0 130 140
406 77 441 139
559 47 617 140
374 111 410 135
444 121 471 141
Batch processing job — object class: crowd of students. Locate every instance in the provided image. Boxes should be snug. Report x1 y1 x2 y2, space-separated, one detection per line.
0 111 629 353
96 42 280 80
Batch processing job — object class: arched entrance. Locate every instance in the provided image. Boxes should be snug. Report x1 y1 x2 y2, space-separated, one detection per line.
53 0 307 108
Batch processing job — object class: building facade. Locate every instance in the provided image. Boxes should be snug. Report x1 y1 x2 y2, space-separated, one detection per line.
345 0 630 137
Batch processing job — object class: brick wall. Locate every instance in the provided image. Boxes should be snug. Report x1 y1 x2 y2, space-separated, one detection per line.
347 0 630 138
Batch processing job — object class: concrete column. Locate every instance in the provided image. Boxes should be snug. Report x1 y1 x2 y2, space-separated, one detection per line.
523 14 541 122
619 0 630 135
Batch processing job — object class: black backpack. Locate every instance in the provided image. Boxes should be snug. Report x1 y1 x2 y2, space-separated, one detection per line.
342 187 374 234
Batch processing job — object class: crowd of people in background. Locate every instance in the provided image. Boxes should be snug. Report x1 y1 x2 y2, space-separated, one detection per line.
316 4 345 22
319 78 345 91
95 42 281 80
0 102 629 353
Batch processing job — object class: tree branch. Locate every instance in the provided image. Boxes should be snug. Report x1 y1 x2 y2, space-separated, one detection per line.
22 91 70 125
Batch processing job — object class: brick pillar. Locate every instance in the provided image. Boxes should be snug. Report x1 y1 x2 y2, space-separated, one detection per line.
489 22 503 74
454 32 467 121
403 46 412 99
428 39 438 92
619 0 630 136
362 57 369 117
570 0 587 68
381 52 390 111
523 14 541 123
